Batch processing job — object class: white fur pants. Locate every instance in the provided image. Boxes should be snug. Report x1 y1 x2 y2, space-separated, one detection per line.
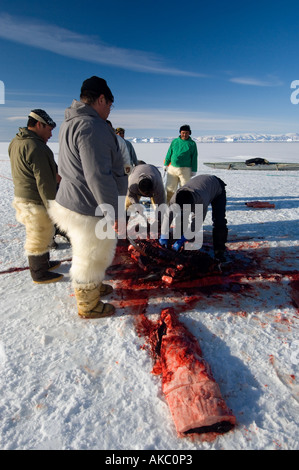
48 201 117 288
166 165 192 203
13 198 55 256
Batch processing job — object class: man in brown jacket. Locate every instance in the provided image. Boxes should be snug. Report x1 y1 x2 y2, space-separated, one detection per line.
9 109 62 283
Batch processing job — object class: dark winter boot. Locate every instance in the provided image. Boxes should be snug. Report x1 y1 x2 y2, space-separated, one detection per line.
55 224 71 243
46 252 61 271
213 227 228 261
28 254 63 284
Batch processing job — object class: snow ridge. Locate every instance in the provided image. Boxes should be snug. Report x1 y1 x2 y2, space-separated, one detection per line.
130 133 299 143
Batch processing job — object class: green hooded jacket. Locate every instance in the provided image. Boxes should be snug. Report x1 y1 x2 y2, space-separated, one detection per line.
9 127 57 207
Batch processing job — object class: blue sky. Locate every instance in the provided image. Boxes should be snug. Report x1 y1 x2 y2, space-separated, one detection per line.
0 0 299 141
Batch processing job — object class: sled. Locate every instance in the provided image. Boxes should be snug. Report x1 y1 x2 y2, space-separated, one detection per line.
204 161 299 171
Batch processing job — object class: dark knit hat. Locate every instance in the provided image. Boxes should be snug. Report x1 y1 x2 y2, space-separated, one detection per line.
29 109 56 128
180 124 191 135
80 76 114 102
138 177 153 196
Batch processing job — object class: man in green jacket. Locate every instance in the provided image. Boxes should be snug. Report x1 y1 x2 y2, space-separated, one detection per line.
164 124 198 203
9 109 62 284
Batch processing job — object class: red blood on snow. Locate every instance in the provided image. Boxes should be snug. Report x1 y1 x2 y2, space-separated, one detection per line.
110 240 298 439
245 201 275 209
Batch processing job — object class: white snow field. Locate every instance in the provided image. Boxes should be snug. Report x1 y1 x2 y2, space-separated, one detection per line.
0 141 298 451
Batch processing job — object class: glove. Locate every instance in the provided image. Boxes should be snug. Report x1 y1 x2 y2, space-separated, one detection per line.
172 235 186 252
159 235 168 248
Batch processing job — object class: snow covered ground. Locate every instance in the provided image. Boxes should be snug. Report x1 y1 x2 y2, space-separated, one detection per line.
0 141 298 451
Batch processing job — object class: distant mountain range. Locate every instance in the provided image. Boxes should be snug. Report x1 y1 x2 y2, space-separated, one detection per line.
129 133 299 143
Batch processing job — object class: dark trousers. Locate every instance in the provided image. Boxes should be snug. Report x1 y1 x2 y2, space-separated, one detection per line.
211 178 228 252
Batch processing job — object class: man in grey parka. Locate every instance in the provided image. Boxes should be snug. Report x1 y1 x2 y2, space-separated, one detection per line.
159 174 228 260
125 163 166 238
48 76 127 319
125 163 166 210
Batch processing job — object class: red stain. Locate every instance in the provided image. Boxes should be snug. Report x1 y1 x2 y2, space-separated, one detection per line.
110 241 299 327
245 201 275 209
108 240 298 440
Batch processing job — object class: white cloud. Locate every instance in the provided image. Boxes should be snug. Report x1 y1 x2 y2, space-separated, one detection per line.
0 14 206 77
6 115 27 121
229 76 283 87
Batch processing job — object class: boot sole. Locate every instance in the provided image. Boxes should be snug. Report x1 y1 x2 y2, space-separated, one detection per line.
78 312 115 319
48 262 62 271
33 274 64 284
78 306 115 319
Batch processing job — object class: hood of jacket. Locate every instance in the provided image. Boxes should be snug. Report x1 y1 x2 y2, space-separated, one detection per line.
15 127 45 143
64 99 99 122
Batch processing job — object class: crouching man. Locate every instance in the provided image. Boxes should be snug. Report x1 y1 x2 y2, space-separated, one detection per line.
125 163 166 210
9 109 62 283
159 174 228 261
125 163 166 237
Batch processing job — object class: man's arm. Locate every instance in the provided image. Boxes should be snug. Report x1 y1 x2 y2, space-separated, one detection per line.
78 126 120 215
31 147 57 207
164 141 174 167
191 142 198 173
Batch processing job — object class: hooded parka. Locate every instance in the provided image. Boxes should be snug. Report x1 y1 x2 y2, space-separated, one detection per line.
56 100 127 217
9 127 57 207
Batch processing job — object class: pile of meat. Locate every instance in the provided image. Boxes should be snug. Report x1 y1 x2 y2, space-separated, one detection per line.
128 238 218 284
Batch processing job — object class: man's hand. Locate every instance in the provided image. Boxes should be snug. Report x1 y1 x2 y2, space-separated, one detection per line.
159 235 168 248
113 220 119 234
172 235 186 252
